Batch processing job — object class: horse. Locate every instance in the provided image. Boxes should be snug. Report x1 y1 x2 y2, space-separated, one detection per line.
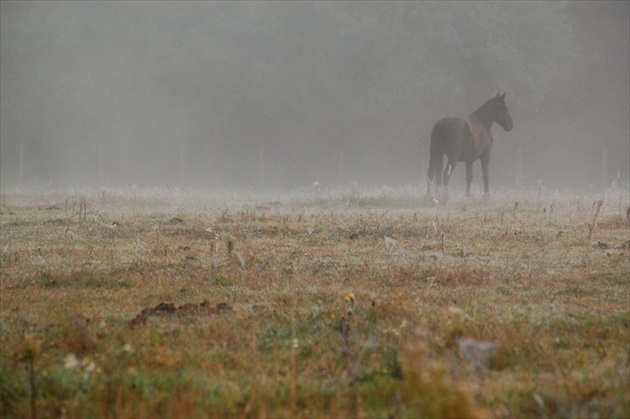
426 93 513 202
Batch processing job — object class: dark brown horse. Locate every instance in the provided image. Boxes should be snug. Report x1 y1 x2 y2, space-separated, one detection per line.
426 93 513 202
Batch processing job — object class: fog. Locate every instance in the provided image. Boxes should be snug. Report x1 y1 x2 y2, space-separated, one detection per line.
1 1 628 194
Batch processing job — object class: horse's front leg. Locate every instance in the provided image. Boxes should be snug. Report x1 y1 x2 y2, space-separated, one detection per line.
481 152 491 199
465 161 473 198
442 156 458 203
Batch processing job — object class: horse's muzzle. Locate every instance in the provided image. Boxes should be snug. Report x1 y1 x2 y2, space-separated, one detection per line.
502 115 513 132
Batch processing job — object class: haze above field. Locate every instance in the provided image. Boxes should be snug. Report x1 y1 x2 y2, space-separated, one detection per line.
1 1 628 192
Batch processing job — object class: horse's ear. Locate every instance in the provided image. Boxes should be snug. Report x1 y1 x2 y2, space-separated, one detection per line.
501 92 506 99
496 92 500 98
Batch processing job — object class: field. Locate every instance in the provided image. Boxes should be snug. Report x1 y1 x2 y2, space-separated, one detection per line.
1 186 628 418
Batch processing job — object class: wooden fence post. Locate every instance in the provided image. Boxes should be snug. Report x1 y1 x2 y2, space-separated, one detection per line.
259 144 265 190
601 147 608 190
179 143 186 186
515 145 522 187
19 142 25 186
338 144 345 186
98 143 105 185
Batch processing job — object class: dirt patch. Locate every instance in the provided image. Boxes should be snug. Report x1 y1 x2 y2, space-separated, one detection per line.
130 301 233 328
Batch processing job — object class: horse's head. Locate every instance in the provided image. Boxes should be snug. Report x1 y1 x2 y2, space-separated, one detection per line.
492 92 513 132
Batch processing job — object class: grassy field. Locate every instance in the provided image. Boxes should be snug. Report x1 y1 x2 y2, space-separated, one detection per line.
1 186 628 418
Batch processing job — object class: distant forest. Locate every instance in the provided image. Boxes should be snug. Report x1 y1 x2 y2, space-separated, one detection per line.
1 2 628 190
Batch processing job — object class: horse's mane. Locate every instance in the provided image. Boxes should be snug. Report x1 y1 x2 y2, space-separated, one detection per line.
469 96 497 119
469 96 500 125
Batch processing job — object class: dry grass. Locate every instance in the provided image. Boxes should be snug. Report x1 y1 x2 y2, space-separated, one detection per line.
1 187 628 418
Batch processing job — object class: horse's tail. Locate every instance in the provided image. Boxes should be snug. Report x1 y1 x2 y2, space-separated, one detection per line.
427 124 443 195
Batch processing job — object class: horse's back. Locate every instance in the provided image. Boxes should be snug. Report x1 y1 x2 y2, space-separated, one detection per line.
432 116 467 130
430 117 468 151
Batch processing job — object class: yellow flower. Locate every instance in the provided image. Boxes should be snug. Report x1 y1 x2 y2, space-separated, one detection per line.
344 292 356 303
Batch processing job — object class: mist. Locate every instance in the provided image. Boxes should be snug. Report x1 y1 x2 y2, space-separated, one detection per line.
1 1 628 193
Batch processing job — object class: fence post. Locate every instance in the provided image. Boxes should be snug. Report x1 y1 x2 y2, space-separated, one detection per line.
259 144 265 190
515 145 522 187
179 143 186 186
338 144 345 186
98 143 105 185
19 142 25 186
601 147 608 190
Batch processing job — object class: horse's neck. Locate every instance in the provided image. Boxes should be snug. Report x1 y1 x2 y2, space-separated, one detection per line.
469 109 494 129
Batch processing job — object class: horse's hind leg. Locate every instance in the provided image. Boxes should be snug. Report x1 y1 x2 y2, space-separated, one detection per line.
465 161 473 198
481 152 491 199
